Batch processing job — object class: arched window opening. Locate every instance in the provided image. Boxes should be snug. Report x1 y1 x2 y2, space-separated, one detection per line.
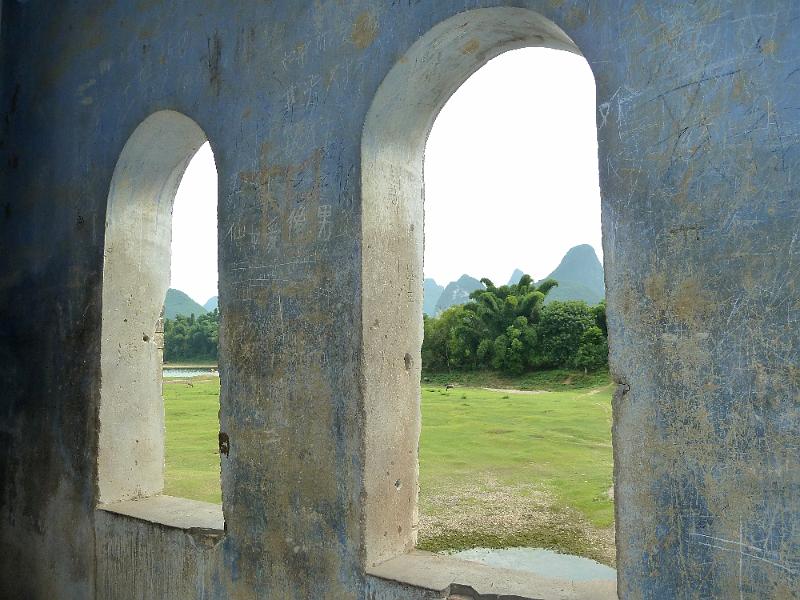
161 142 221 504
418 48 614 576
98 112 222 519
362 10 615 592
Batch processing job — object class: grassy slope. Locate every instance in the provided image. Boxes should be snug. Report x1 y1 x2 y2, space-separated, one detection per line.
163 373 614 562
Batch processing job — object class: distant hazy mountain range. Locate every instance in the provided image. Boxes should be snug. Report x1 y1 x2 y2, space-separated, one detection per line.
424 244 604 316
164 289 206 319
423 279 444 316
540 244 604 305
167 244 603 319
164 290 218 319
507 268 525 286
434 275 484 314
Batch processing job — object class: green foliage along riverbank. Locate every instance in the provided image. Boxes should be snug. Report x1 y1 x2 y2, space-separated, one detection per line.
423 275 608 374
163 310 219 363
163 273 609 375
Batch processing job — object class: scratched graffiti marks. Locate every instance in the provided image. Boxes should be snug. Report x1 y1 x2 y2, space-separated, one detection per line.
223 145 357 311
600 4 800 596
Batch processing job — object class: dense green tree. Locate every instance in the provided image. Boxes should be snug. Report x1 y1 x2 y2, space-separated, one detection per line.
454 276 559 370
592 301 607 335
422 306 471 371
536 301 596 368
421 274 609 374
164 309 219 362
573 325 609 371
491 317 528 374
465 275 556 340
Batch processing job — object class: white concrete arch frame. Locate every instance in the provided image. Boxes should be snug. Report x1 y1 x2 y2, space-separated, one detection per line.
99 110 210 504
361 7 592 569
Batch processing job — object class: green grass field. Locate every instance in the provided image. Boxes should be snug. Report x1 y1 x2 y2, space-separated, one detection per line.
163 378 223 502
163 374 615 564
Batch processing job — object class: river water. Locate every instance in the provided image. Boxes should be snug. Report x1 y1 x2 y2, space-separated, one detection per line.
163 368 219 378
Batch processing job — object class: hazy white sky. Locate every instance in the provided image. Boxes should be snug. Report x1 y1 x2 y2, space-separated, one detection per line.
170 47 601 302
170 142 218 304
424 47 601 286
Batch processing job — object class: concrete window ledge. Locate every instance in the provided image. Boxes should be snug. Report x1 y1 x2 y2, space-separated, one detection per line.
366 550 616 600
97 495 224 541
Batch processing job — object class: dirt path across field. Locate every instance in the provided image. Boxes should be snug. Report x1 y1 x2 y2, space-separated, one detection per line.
481 387 547 395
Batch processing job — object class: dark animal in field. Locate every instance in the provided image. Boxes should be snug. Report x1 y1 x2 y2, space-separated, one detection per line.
445 384 454 390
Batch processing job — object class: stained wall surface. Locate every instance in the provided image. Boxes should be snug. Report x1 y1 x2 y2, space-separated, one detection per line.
0 1 798 599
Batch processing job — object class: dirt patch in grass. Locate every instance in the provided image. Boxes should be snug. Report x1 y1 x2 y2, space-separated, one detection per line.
418 478 615 567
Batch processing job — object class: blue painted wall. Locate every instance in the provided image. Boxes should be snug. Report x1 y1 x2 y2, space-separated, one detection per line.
0 1 797 598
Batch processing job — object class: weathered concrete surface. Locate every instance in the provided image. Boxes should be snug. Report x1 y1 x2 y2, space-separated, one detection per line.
0 1 798 599
95 505 223 600
367 550 616 599
99 495 225 532
600 4 800 598
100 110 207 504
365 576 446 600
